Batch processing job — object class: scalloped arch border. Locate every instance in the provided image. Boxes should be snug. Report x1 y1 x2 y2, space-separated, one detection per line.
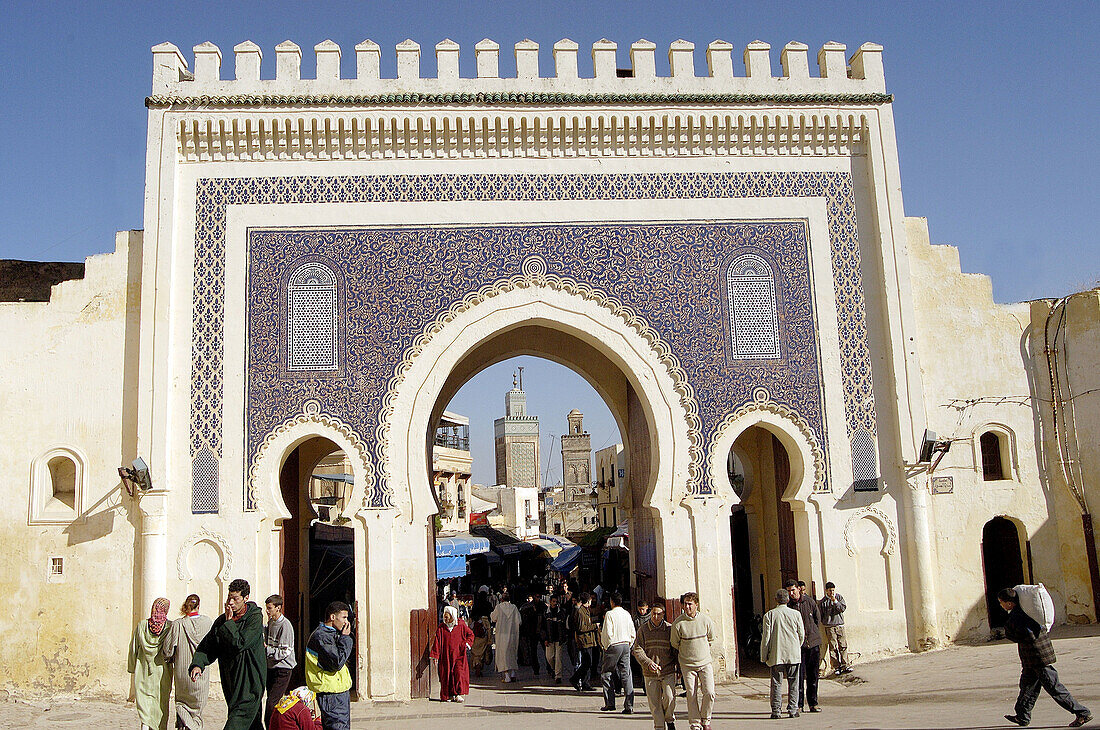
843 505 898 557
707 386 827 494
374 257 705 507
177 529 234 582
248 399 376 511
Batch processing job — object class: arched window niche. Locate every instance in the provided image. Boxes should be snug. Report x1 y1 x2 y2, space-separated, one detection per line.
726 253 781 360
286 260 340 372
29 447 86 525
974 424 1016 482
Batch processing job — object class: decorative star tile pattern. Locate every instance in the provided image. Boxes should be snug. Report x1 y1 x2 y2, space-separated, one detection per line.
189 172 878 510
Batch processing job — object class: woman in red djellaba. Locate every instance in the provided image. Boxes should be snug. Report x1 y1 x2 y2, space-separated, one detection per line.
430 606 475 702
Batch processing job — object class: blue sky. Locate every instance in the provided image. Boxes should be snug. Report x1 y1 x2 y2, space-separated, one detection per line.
3 2 1096 484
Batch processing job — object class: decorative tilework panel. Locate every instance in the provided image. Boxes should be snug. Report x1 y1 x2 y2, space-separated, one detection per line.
187 172 880 508
851 429 880 492
509 442 537 489
287 261 339 371
191 448 219 513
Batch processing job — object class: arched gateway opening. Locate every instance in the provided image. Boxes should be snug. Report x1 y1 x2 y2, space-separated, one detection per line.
982 516 1027 630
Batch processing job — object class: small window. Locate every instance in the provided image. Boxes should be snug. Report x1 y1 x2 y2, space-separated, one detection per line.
29 448 85 525
554 524 562 535
50 557 64 576
981 432 1004 481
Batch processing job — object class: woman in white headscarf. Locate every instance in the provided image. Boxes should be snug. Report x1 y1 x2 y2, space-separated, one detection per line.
430 606 475 701
490 591 521 682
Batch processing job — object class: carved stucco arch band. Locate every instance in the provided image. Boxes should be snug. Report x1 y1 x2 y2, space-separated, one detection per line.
177 529 234 582
706 387 827 500
379 255 703 516
248 399 376 519
843 505 899 557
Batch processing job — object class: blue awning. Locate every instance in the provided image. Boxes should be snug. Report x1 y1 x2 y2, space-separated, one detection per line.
550 545 583 573
435 534 490 558
312 473 354 483
435 555 467 579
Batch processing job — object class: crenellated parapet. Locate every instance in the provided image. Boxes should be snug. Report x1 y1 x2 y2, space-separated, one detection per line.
149 37 887 100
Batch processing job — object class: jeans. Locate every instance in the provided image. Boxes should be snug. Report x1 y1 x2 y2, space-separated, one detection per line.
643 673 677 729
769 663 800 716
798 645 820 708
264 667 293 728
570 646 598 688
600 643 634 709
821 625 850 671
1015 664 1090 723
520 634 541 674
317 690 350 730
680 663 715 730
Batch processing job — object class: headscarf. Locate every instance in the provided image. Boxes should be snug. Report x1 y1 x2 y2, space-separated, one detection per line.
443 605 458 631
148 597 170 636
291 686 314 706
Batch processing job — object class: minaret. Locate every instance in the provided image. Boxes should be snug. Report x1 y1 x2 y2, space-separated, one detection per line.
494 368 541 489
561 409 592 502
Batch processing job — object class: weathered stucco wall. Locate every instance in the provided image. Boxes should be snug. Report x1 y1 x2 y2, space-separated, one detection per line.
0 231 142 696
906 216 1089 640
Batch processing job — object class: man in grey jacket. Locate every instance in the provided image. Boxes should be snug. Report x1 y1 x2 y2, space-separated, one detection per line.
264 595 297 729
761 588 805 719
818 582 852 676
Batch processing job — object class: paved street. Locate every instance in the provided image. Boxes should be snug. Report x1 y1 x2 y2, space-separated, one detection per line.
3 626 1098 729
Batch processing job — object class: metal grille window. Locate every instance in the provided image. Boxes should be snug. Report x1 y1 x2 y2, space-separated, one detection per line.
287 262 338 371
727 254 780 359
192 448 219 513
980 431 1004 481
852 430 880 491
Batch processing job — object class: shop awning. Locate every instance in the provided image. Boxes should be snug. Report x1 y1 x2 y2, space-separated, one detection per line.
605 522 629 550
551 545 583 573
527 537 563 557
435 555 466 580
435 534 490 558
312 473 354 483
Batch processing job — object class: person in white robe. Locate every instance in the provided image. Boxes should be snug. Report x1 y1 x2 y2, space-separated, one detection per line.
162 594 214 729
490 592 521 682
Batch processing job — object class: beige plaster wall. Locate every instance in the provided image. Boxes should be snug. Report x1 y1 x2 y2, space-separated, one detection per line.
0 231 142 696
905 217 1082 640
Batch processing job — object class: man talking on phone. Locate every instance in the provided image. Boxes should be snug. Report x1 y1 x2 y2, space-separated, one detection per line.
305 601 354 730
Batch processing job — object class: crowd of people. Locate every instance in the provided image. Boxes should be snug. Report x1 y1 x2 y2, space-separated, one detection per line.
127 579 353 730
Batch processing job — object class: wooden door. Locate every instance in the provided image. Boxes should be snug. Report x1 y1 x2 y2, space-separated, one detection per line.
772 434 798 584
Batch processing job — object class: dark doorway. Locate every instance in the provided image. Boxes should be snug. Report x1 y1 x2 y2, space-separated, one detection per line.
278 439 358 691
730 507 755 663
982 517 1025 629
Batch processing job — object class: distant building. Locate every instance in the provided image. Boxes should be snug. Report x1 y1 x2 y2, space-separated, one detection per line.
432 411 472 535
493 369 540 490
542 410 599 536
594 443 626 528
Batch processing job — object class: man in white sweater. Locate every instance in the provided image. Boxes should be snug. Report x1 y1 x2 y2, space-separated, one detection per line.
761 588 805 719
599 592 637 714
670 592 717 730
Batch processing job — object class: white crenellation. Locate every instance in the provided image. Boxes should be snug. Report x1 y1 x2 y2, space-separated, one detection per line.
148 38 888 96
315 39 341 81
436 39 460 80
193 42 221 82
355 40 380 80
744 40 771 78
669 39 695 77
630 40 656 79
275 40 301 81
475 39 499 78
172 109 870 163
514 39 539 79
592 38 617 78
781 42 810 79
396 39 419 80
705 40 734 78
233 41 261 81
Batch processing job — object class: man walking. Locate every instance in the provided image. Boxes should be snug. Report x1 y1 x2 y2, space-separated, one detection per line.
569 592 598 692
786 579 822 713
999 588 1091 728
818 582 852 675
633 597 677 730
540 594 568 684
189 578 267 730
670 592 716 730
305 601 354 730
599 592 636 714
264 595 296 729
761 588 805 719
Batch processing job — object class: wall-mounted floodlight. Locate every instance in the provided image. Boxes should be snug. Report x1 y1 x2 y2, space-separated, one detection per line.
118 457 152 496
917 429 952 473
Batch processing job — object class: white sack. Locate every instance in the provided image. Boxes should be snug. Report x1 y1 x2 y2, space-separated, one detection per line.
1014 583 1055 634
